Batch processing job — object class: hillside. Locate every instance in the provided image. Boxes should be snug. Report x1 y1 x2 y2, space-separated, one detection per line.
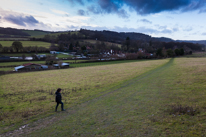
0 27 205 46
176 40 206 45
0 27 30 37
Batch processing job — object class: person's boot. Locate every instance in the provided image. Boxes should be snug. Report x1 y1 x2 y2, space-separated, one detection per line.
62 109 65 111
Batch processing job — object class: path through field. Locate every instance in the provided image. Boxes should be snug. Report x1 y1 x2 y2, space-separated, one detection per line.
4 58 206 136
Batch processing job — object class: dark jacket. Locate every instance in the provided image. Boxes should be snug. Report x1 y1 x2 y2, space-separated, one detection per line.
55 91 62 103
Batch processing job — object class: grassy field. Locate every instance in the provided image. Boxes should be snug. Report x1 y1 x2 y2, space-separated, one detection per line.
1 57 206 136
33 31 79 38
1 53 73 58
0 59 167 133
22 30 49 37
0 67 14 71
83 39 121 47
0 60 87 67
69 60 149 68
185 52 206 57
0 38 30 41
0 41 52 48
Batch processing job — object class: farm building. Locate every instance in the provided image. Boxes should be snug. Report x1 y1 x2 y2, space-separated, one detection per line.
53 63 70 68
14 63 48 71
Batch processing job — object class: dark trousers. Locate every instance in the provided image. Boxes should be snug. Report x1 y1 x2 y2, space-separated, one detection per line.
55 101 64 111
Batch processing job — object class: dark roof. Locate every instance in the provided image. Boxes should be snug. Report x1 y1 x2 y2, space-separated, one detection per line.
22 63 41 67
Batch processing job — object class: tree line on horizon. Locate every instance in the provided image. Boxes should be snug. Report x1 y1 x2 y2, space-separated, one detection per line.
0 29 203 60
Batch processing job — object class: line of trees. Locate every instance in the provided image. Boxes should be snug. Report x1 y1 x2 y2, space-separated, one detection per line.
0 41 49 53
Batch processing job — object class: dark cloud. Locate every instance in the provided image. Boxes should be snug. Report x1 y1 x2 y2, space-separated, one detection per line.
87 0 129 18
124 0 191 15
138 19 152 24
182 0 206 12
4 15 39 26
87 6 101 14
77 9 86 16
117 9 129 18
83 0 206 17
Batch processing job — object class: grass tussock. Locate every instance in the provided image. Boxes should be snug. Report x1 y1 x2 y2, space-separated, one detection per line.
167 104 200 116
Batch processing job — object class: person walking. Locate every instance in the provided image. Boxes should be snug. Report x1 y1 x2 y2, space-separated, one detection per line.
55 88 65 111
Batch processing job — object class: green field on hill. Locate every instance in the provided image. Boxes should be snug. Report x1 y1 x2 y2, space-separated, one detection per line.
1 58 206 136
22 30 49 37
83 39 121 47
0 41 52 48
33 31 79 38
1 53 73 59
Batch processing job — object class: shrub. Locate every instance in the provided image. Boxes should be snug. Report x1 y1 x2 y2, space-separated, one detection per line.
166 49 174 57
180 48 184 55
174 49 180 56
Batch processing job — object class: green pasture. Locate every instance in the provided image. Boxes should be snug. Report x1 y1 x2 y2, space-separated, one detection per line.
1 53 73 59
0 41 52 48
185 52 206 57
0 59 152 68
0 67 14 71
0 59 167 132
1 53 49 57
33 31 79 38
83 39 121 47
69 60 148 68
0 60 87 67
22 30 49 37
1 57 206 136
0 38 30 41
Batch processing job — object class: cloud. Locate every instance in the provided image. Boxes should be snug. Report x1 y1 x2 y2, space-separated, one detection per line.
74 0 206 17
138 19 152 24
182 0 206 12
67 0 84 5
166 16 174 19
4 15 39 27
158 25 167 30
124 0 192 15
202 32 206 35
69 25 175 35
51 9 70 15
183 27 193 31
87 1 129 18
77 9 86 16
0 8 51 28
173 27 179 32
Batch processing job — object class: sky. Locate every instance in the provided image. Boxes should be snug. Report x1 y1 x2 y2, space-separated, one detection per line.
0 0 206 40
